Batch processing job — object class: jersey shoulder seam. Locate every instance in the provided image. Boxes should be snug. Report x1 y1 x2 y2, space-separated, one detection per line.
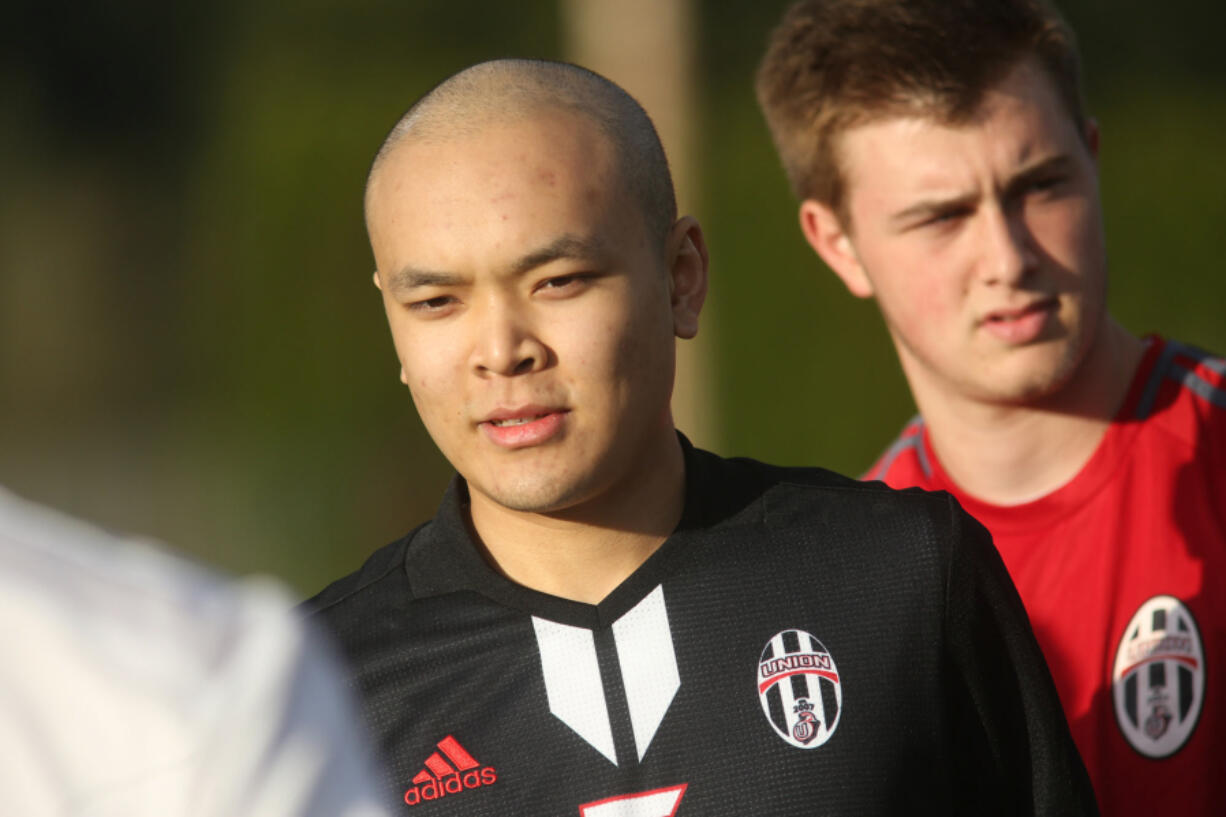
865 416 928 481
304 523 427 615
1138 338 1226 419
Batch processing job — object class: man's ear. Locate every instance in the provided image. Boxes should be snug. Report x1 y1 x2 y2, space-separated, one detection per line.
665 215 709 340
798 199 873 298
1084 117 1100 161
372 270 407 384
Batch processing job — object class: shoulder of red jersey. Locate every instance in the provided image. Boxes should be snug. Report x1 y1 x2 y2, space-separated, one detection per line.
862 415 936 488
1133 337 1226 420
1128 337 1226 466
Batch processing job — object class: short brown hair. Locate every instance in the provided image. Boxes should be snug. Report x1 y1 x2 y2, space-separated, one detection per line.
755 0 1086 223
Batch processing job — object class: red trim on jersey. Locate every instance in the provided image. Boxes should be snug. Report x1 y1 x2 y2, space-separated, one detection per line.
1117 654 1199 678
758 669 840 694
580 783 689 816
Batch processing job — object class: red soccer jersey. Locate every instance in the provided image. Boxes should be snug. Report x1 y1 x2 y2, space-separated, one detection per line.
866 336 1226 816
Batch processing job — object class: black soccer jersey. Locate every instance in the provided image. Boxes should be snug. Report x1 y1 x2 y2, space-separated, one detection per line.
307 441 1097 816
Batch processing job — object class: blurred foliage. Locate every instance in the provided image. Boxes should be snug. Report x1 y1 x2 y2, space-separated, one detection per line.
1 0 1222 594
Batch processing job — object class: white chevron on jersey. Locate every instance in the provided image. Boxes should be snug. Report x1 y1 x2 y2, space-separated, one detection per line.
533 586 680 766
531 617 617 764
613 585 681 761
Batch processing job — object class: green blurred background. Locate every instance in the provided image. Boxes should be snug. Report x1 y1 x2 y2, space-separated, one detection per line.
2 0 1223 595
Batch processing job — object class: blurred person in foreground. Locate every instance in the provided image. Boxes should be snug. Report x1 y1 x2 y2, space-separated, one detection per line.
305 58 1095 815
756 1 1225 813
0 485 391 817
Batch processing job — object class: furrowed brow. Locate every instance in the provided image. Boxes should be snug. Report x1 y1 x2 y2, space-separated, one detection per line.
508 234 608 276
384 268 466 295
1003 154 1074 198
381 234 608 294
889 192 979 228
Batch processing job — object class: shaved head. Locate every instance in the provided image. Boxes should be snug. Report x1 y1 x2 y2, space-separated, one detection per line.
366 59 677 247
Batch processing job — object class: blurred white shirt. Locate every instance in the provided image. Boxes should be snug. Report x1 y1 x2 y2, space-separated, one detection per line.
0 486 391 817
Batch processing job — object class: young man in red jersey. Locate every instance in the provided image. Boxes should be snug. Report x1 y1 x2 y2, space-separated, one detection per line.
306 58 1096 815
756 1 1225 814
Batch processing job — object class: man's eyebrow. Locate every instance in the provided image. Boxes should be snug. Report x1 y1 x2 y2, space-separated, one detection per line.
507 234 608 276
383 234 608 294
1002 154 1074 198
384 268 466 294
888 154 1077 228
889 191 979 228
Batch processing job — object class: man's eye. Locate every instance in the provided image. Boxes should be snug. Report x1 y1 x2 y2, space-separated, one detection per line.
537 273 593 293
408 295 456 312
1028 174 1067 194
925 207 970 226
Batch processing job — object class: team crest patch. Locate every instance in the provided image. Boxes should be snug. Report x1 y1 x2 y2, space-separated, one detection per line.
1112 595 1205 758
757 629 842 749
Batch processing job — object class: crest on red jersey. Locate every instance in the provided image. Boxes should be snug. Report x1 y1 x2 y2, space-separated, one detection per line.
1112 595 1204 758
757 629 842 749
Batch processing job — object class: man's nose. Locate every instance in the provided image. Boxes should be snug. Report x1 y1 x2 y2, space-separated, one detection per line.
977 203 1038 287
469 299 548 377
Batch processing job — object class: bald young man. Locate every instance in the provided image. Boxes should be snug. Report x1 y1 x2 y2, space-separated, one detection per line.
306 59 1096 815
756 1 1226 814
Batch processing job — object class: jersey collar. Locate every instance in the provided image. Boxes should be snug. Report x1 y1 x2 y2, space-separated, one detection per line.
922 336 1165 534
400 434 742 629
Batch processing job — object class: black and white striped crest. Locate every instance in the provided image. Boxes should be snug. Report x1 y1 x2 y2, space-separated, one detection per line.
1112 595 1204 758
757 629 842 749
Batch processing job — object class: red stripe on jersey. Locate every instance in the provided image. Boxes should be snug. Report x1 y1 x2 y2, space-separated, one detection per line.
1117 654 1200 679
437 735 480 771
758 669 840 694
423 752 456 778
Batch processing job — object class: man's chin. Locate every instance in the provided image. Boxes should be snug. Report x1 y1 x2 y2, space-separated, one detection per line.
470 476 591 516
974 355 1082 407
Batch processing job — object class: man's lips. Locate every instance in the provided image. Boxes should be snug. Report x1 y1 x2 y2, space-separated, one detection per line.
478 407 569 449
979 298 1058 344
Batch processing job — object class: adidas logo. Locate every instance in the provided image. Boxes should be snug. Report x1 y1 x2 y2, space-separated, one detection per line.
403 735 497 806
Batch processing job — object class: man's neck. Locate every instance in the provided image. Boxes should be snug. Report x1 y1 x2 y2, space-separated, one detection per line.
465 431 687 605
913 321 1146 506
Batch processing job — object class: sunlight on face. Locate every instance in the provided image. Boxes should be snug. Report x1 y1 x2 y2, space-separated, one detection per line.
839 59 1108 409
366 109 680 515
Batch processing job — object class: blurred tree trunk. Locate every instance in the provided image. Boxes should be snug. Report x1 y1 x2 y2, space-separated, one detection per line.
561 0 721 452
